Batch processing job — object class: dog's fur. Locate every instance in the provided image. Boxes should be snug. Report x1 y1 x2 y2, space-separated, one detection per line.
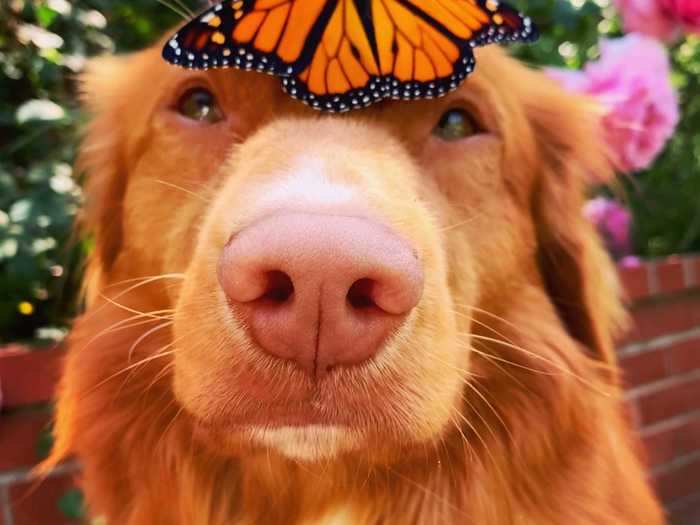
49 39 664 524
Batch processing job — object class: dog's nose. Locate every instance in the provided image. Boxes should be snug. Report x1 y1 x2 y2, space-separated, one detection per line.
218 213 423 377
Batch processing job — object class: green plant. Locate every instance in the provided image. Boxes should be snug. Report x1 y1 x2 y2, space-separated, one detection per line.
0 0 181 342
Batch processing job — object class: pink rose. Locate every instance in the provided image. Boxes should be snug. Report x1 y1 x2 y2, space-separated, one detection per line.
546 35 679 174
661 0 700 31
614 0 700 41
584 197 633 259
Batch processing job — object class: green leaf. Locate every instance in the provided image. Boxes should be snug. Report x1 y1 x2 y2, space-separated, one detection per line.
57 488 85 519
35 6 59 28
35 426 54 460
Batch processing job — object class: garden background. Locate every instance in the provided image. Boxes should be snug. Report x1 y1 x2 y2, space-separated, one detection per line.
1 0 700 523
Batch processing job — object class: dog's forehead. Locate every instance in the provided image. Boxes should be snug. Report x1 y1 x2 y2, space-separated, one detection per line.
152 38 509 120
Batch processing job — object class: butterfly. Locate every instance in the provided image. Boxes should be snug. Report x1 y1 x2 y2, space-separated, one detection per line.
162 0 537 112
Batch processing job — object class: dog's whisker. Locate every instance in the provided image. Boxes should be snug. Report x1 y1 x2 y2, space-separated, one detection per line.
88 349 177 394
448 404 510 498
144 362 175 394
127 321 174 363
104 273 186 290
83 273 183 320
158 404 186 452
156 0 192 19
385 465 469 519
460 337 613 396
450 306 593 377
99 294 176 320
447 412 475 464
456 304 616 372
468 334 612 394
154 179 211 203
464 340 532 392
438 213 482 233
461 378 513 445
75 310 176 354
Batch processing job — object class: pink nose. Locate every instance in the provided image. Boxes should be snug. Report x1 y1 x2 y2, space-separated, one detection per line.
218 213 423 377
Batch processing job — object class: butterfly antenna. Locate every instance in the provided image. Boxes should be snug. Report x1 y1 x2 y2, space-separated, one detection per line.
156 0 193 20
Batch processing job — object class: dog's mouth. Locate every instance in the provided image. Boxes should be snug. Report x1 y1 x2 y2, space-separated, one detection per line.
185 382 388 461
192 395 350 429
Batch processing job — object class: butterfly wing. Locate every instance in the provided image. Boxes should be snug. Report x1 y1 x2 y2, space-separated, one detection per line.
162 0 538 112
162 0 338 76
282 0 537 112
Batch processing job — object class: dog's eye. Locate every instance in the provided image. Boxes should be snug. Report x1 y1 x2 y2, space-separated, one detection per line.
177 87 224 123
433 108 479 141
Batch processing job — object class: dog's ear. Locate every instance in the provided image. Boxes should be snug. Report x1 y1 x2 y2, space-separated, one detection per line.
524 74 626 375
77 52 157 301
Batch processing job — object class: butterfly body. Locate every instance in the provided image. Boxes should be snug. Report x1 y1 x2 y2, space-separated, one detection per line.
163 0 537 112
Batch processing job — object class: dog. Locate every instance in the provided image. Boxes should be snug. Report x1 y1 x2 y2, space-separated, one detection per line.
48 36 664 524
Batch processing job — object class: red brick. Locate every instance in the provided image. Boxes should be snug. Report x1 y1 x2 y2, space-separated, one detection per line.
620 349 668 388
9 473 79 525
685 255 700 290
669 493 700 525
643 415 700 467
619 263 651 302
656 258 686 295
0 345 64 408
636 375 700 426
654 455 700 503
0 410 51 471
0 488 6 525
684 255 700 288
626 296 700 344
668 338 700 375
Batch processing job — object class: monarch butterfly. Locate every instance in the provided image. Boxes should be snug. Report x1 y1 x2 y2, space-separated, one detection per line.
162 0 537 112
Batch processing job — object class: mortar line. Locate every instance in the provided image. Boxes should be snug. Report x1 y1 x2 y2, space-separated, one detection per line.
0 483 15 525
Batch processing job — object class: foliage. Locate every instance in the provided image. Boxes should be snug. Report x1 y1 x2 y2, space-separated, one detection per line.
512 0 700 258
57 488 85 520
0 0 699 342
0 0 181 342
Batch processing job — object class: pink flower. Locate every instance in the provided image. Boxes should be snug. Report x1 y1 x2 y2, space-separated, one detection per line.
619 255 642 267
662 0 700 37
546 35 679 174
614 0 700 41
584 197 634 259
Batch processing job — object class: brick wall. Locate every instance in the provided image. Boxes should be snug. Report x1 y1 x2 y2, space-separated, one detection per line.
0 345 80 525
619 255 700 525
0 255 699 524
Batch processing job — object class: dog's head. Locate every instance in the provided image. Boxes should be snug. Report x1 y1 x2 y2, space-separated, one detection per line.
74 43 622 465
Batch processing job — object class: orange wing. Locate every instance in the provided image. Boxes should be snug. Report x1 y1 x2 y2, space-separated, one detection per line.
163 0 337 75
164 0 538 112
282 0 535 111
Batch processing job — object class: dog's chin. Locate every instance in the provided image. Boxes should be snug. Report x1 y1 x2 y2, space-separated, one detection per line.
247 425 358 462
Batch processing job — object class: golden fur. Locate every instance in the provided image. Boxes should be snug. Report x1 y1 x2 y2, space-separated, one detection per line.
49 40 664 524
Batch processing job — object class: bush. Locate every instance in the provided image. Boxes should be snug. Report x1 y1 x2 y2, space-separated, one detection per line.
0 0 180 343
1 0 699 342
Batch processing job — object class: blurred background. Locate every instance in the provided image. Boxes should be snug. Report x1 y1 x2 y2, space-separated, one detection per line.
0 0 699 523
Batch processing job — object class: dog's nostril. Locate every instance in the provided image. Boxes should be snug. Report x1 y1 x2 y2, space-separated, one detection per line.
262 271 294 303
347 278 378 310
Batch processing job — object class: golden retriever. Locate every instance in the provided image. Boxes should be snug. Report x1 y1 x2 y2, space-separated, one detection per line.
49 36 664 524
